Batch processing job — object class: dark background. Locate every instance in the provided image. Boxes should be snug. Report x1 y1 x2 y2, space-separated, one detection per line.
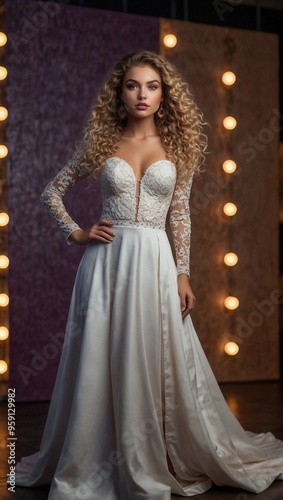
47 0 283 139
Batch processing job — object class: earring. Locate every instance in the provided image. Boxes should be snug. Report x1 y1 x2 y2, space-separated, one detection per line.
118 101 128 120
157 102 165 119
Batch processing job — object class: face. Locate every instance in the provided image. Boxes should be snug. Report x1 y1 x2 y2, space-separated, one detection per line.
121 65 163 119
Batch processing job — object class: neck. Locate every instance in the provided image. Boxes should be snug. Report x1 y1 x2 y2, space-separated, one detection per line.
123 115 158 139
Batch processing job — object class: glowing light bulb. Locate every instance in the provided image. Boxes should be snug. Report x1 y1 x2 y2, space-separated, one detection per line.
224 296 239 310
163 34 177 48
0 293 9 307
0 326 8 340
222 71 236 86
0 360 8 374
223 116 237 130
0 66 7 80
224 341 239 356
224 252 238 266
0 107 8 121
223 202 237 216
0 145 8 158
222 159 237 174
0 213 9 226
0 255 9 269
0 33 7 47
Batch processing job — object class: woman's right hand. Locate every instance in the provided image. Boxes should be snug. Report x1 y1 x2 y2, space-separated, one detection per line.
68 219 116 245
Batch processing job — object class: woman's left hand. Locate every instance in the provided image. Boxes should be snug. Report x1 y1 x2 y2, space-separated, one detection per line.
177 274 196 320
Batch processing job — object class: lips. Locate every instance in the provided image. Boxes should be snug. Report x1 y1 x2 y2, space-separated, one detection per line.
135 103 149 109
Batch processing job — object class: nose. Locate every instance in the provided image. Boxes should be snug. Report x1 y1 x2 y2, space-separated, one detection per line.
138 86 146 100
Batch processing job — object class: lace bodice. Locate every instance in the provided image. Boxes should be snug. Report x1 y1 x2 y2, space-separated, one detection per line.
41 155 193 276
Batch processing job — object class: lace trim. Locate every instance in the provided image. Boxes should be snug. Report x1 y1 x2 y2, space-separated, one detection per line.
102 219 166 230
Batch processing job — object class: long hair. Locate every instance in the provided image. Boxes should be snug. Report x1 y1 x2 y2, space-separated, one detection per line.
77 51 207 179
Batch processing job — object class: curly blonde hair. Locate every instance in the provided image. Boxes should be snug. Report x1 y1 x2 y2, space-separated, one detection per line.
78 51 207 179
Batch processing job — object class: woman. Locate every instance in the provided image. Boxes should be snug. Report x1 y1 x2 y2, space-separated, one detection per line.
15 51 283 499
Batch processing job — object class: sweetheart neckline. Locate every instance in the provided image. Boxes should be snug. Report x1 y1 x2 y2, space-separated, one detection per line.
106 156 175 182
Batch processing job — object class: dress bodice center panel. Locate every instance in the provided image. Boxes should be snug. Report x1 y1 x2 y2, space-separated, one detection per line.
100 157 177 230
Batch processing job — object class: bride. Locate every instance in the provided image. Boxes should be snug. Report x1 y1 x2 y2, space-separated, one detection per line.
14 51 283 499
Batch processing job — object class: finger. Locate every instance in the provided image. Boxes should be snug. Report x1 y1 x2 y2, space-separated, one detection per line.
98 219 114 226
100 226 116 236
98 229 116 240
93 225 116 237
89 228 115 240
187 299 195 312
181 297 195 318
89 234 113 243
180 297 187 314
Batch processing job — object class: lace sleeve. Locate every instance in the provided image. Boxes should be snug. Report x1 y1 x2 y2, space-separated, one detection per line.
40 147 90 243
169 174 193 277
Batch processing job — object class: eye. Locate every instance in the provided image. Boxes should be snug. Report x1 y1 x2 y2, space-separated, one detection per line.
148 85 158 90
126 83 138 90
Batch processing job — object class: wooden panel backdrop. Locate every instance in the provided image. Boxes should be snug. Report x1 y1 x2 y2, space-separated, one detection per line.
161 20 280 381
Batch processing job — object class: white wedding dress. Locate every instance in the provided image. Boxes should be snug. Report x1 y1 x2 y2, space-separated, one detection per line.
15 154 283 499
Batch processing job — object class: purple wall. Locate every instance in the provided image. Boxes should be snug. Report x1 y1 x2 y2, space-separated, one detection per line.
6 0 159 401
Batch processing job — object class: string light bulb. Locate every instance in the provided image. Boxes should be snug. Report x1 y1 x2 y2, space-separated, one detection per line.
0 145 8 158
0 66 7 80
222 159 237 174
0 33 7 47
0 255 9 269
224 341 239 356
0 293 9 307
0 212 9 226
224 252 238 267
224 296 239 310
223 202 237 216
163 34 177 48
223 116 237 130
222 71 236 86
0 360 8 374
0 106 8 121
0 326 8 340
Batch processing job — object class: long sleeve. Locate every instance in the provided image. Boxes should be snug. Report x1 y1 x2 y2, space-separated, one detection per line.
41 147 90 242
169 174 193 277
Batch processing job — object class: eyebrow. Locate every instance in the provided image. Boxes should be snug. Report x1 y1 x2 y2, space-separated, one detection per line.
125 79 161 84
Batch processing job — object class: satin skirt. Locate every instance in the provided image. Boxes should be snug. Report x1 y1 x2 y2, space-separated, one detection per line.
15 226 283 499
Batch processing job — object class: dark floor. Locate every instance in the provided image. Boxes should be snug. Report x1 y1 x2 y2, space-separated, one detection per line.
1 381 283 499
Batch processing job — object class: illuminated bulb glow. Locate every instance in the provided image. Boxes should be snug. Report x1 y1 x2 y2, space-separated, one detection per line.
0 145 8 158
224 341 239 356
224 296 239 310
224 252 238 266
0 293 9 307
0 212 9 226
0 66 7 80
163 34 177 48
223 116 237 130
0 255 9 269
0 33 7 47
222 71 236 86
222 159 237 174
0 360 8 374
223 202 237 216
0 107 8 121
0 326 8 340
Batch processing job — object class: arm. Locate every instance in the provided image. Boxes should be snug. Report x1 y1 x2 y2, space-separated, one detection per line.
41 147 116 246
40 147 89 243
169 174 195 318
